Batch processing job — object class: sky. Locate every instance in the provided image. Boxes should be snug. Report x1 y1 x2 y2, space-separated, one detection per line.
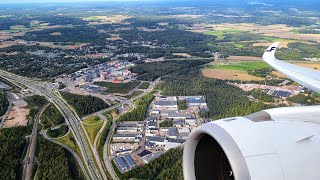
0 0 167 3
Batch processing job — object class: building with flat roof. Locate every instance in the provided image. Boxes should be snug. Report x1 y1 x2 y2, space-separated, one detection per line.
146 136 166 146
141 152 164 164
113 134 140 142
186 98 207 107
162 110 193 120
115 157 128 172
123 155 136 169
154 100 178 110
167 127 179 139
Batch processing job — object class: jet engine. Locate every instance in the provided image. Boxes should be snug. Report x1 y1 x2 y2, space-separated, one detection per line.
183 106 320 180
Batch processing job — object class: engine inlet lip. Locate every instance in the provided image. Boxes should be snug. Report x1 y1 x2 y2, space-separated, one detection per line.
183 122 251 180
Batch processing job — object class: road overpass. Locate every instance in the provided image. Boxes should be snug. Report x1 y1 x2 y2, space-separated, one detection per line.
0 70 106 180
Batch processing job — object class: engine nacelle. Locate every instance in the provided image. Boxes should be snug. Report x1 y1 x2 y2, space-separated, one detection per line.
183 106 320 180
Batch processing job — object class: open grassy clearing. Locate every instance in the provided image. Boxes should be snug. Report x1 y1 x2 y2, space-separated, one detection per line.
226 56 262 61
54 130 80 155
82 116 104 144
208 61 269 71
202 69 264 81
83 116 101 124
83 15 130 25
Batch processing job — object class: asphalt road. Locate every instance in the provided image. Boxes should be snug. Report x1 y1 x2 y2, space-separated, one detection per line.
22 103 49 180
0 70 105 180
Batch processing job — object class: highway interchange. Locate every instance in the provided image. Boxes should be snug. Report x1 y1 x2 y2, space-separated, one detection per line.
0 70 160 180
0 70 105 180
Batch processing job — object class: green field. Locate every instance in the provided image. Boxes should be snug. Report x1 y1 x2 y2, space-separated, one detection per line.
204 29 245 40
139 82 150 89
83 116 104 144
211 61 269 71
263 36 296 42
54 131 80 155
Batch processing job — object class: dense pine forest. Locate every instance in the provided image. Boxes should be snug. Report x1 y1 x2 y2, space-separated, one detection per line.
0 92 9 117
61 92 109 117
36 136 83 180
118 93 154 122
159 68 274 120
122 147 183 180
40 104 65 129
0 126 32 180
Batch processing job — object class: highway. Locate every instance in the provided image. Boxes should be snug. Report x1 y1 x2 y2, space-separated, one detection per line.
40 130 91 180
22 103 49 180
0 70 105 180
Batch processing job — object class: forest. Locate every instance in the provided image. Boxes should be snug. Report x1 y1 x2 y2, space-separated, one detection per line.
247 90 274 102
36 136 83 180
41 104 65 129
47 125 69 138
159 118 173 127
0 92 9 117
159 70 274 120
61 92 109 117
122 147 183 180
94 81 140 94
22 27 110 43
130 60 209 81
0 126 32 180
287 93 318 105
0 52 109 78
25 95 47 122
118 93 154 122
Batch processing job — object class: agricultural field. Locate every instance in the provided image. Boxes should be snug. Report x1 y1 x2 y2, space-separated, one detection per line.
83 15 130 25
208 61 269 71
202 69 264 81
208 23 320 43
203 60 320 81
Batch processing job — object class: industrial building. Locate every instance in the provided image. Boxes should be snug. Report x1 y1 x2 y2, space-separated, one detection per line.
167 127 179 138
113 134 140 142
114 155 136 172
141 152 164 164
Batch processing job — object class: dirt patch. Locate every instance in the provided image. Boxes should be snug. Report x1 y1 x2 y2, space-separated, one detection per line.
158 22 169 26
107 34 122 41
252 42 289 48
138 27 165 32
50 32 62 36
84 15 130 25
173 53 192 57
271 71 286 78
294 62 320 70
3 99 29 128
202 69 264 81
226 56 261 61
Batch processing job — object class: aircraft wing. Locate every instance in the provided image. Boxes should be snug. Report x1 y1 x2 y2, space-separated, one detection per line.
183 43 320 180
263 42 320 93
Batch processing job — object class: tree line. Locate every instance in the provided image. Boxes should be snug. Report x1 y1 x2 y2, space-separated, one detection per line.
36 136 83 180
122 147 183 180
0 126 32 180
118 93 154 122
130 60 209 81
41 104 65 129
0 92 9 117
61 92 109 117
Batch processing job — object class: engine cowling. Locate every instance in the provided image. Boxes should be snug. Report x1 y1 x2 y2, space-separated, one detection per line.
183 106 320 180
